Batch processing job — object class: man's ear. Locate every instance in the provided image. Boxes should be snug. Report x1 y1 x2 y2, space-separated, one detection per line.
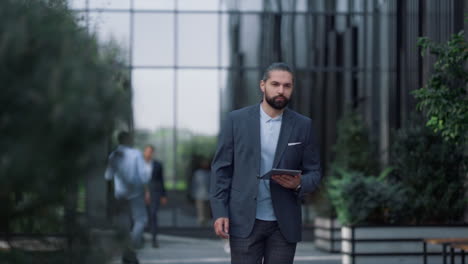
260 80 265 93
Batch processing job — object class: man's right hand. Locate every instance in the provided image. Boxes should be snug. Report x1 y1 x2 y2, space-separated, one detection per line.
214 217 230 239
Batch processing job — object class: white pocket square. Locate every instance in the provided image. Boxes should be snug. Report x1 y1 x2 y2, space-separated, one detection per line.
288 142 302 146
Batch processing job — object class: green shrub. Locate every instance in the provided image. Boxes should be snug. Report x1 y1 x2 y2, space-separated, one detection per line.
328 116 467 225
0 0 130 262
322 112 380 218
390 117 467 224
328 167 407 225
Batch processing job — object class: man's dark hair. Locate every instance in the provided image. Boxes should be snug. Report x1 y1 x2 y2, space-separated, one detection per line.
262 62 295 82
117 131 131 145
145 144 155 151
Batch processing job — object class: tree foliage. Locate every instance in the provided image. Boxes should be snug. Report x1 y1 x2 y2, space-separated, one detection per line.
0 0 130 262
414 31 468 145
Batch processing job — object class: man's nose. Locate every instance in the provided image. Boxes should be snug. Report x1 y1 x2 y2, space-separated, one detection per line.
278 86 285 94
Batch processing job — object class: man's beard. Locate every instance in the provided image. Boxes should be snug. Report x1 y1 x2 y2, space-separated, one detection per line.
265 93 290 110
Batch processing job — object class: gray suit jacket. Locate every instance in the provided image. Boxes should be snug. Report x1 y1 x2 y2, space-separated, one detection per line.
210 104 321 243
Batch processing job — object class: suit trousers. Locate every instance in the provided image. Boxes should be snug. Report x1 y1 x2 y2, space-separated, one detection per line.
229 219 297 264
149 193 160 241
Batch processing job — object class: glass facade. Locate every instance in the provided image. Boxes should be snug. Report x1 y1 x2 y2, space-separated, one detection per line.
69 0 466 226
69 0 226 192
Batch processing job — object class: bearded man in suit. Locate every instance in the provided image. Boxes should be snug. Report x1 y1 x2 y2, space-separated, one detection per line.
210 62 322 264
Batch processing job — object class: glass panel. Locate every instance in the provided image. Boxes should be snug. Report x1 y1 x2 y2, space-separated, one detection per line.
296 0 308 11
177 14 218 67
67 0 87 9
175 69 219 197
88 0 130 9
239 0 263 11
219 0 228 11
133 13 174 66
294 14 308 68
132 69 175 131
277 1 298 12
220 14 230 67
353 0 366 12
223 0 263 11
225 69 261 109
336 0 350 12
176 70 220 135
177 0 219 11
132 69 175 187
134 0 175 10
244 70 261 106
88 12 130 49
335 13 349 33
219 70 231 114
336 0 350 32
240 14 261 67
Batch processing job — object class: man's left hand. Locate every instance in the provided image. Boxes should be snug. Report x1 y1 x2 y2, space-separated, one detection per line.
160 197 168 206
271 174 301 190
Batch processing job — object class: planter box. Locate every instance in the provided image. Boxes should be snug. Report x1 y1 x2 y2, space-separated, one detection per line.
341 225 468 264
314 217 342 252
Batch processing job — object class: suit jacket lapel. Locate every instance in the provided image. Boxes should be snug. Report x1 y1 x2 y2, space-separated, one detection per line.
272 108 295 169
248 105 261 175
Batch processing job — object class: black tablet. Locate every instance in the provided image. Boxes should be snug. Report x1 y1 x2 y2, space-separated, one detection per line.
258 168 302 180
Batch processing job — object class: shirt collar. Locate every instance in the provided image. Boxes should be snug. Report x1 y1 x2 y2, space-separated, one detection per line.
260 104 283 123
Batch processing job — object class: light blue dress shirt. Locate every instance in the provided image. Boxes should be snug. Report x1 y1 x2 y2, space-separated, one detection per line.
104 145 151 199
256 105 282 221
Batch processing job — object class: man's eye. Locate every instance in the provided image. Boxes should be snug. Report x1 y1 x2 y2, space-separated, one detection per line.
271 82 279 86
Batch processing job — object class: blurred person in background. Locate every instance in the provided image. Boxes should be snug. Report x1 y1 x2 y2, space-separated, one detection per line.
105 131 151 263
143 145 167 248
191 158 211 227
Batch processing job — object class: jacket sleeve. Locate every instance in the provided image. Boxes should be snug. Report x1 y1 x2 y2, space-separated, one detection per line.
104 167 114 181
137 151 151 185
104 151 116 181
298 119 322 198
159 163 167 197
210 113 234 220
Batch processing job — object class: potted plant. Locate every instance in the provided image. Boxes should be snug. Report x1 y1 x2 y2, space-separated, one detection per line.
337 117 467 264
315 112 380 252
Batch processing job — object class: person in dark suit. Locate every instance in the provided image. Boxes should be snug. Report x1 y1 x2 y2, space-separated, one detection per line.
210 62 322 264
143 145 167 248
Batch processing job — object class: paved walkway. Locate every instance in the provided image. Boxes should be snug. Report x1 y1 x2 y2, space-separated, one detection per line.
111 233 341 264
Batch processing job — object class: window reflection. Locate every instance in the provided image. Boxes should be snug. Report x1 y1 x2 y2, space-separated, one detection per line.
133 14 175 66
132 69 176 187
177 14 219 67
177 70 219 135
68 0 223 227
